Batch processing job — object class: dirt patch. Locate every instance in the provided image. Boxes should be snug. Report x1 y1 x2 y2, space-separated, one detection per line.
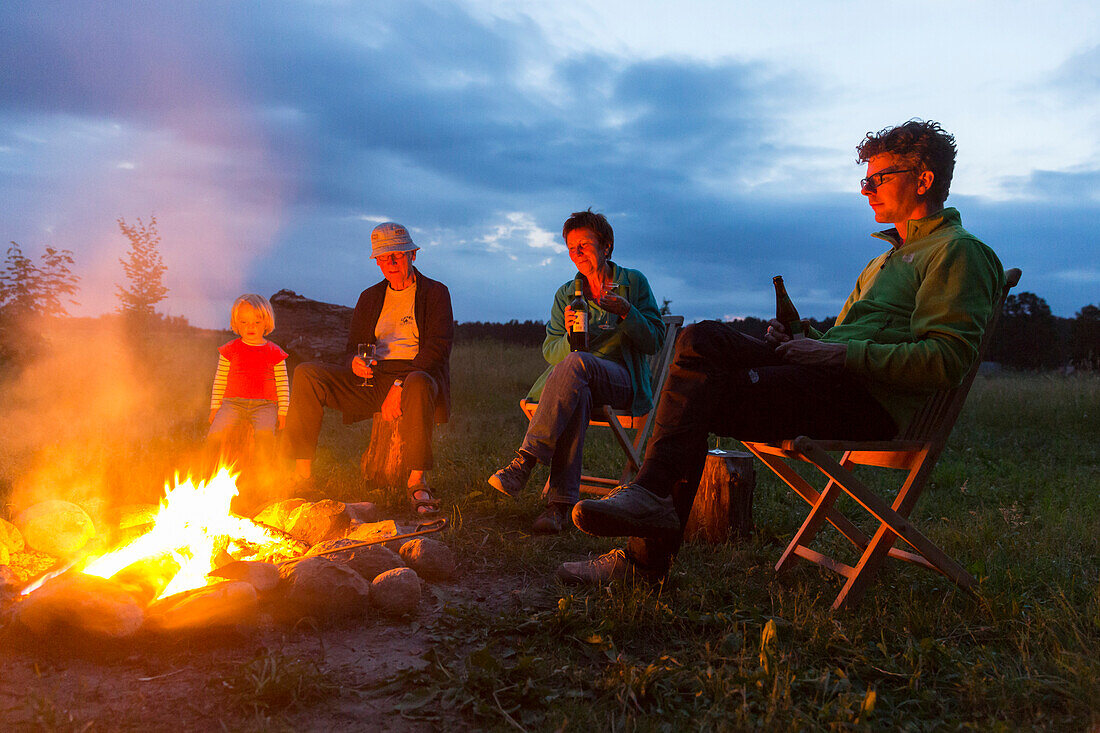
0 570 517 731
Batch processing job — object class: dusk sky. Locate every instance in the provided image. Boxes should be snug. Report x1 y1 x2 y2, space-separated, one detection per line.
3 0 1098 329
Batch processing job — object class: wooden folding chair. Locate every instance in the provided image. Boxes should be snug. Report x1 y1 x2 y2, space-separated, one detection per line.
742 268 1021 611
520 314 683 496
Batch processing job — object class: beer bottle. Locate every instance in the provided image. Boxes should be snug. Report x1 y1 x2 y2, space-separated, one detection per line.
772 275 804 340
568 280 589 352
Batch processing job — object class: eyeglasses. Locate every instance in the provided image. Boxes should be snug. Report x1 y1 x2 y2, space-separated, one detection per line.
376 252 408 264
860 168 916 191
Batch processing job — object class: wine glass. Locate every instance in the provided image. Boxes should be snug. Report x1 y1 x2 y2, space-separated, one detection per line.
357 343 377 387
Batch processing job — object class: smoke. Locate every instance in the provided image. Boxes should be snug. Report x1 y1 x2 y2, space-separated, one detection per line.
0 315 223 519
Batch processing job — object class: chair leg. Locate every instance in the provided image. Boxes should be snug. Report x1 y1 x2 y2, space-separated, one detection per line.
775 474 845 573
794 439 977 604
744 445 870 551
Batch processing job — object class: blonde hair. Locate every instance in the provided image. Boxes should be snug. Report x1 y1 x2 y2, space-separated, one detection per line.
230 294 275 336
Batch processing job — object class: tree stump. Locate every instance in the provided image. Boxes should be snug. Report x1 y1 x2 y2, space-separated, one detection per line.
360 413 407 489
684 449 755 543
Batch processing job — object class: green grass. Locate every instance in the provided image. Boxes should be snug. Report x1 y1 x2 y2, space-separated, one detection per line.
2 323 1098 730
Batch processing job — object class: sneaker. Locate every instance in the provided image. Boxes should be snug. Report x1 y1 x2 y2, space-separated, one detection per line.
488 453 535 498
556 549 632 584
571 483 679 539
531 503 570 534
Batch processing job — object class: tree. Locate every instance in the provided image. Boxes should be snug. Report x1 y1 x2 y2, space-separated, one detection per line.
987 291 1066 369
1070 304 1100 370
0 241 80 361
116 216 168 320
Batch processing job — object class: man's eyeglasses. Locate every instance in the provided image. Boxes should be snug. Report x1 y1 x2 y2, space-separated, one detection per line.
376 253 408 264
860 168 915 191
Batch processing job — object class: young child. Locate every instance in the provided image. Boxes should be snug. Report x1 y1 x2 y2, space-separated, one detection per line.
207 294 289 483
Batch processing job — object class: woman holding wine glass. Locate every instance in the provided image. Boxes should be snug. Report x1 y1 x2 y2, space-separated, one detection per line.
283 222 454 516
487 209 665 534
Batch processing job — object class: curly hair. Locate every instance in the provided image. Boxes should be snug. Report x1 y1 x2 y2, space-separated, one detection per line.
562 208 614 259
857 119 957 207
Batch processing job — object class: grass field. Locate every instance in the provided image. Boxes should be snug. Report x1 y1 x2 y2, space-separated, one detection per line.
2 323 1098 730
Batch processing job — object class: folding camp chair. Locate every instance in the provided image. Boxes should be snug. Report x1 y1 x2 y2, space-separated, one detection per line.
741 268 1020 611
520 314 683 496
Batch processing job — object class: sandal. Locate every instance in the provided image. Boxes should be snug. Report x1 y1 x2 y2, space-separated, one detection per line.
408 486 441 517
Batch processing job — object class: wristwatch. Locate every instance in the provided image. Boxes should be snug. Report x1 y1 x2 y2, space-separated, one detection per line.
393 379 403 388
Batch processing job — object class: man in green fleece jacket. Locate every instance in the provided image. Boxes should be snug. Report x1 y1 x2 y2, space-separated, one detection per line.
560 119 1005 584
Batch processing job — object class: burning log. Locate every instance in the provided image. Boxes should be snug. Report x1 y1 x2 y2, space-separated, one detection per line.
145 580 259 631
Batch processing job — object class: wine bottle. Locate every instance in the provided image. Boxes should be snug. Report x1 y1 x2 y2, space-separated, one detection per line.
773 275 804 340
568 280 589 352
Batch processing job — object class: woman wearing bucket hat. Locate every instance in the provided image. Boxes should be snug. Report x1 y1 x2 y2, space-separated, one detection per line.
283 222 453 516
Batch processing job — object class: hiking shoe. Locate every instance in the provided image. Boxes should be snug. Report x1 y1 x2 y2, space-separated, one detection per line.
571 483 679 539
556 549 632 584
531 503 571 535
488 453 535 498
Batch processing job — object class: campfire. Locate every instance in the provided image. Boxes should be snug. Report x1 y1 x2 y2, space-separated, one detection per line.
1 464 455 639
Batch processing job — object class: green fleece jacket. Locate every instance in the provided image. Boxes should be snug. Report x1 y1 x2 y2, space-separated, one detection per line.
815 208 1004 431
527 262 665 416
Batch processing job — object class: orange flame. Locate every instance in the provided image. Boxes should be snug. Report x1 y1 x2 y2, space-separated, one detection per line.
81 465 292 600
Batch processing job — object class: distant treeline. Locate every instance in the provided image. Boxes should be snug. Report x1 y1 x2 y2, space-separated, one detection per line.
454 319 546 346
454 291 1100 372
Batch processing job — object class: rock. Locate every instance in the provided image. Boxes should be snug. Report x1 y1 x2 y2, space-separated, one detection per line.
306 537 358 556
206 560 280 594
277 556 370 622
344 501 378 524
345 519 399 543
0 517 25 554
269 289 353 365
254 498 309 532
146 581 259 631
17 572 144 638
3 549 56 584
399 538 455 581
0 565 20 597
370 567 421 617
14 500 96 558
286 500 350 546
116 503 159 530
344 545 406 582
307 538 405 582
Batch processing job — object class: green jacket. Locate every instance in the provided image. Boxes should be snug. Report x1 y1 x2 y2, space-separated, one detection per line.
527 262 665 415
816 208 1004 431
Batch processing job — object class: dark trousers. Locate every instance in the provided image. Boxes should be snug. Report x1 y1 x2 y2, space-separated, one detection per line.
284 360 439 471
626 320 897 575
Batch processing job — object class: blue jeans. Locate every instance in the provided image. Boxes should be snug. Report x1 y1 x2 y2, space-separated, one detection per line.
521 352 633 506
208 398 277 441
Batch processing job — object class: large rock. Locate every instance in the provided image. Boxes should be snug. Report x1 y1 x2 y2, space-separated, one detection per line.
277 556 370 622
399 538 456 581
17 572 144 638
370 567 421 617
15 500 96 557
146 581 259 631
0 565 20 597
254 498 309 532
344 501 379 524
345 519 399 544
286 500 350 546
345 545 406 582
207 560 280 594
269 289 353 364
0 517 25 554
308 540 406 582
